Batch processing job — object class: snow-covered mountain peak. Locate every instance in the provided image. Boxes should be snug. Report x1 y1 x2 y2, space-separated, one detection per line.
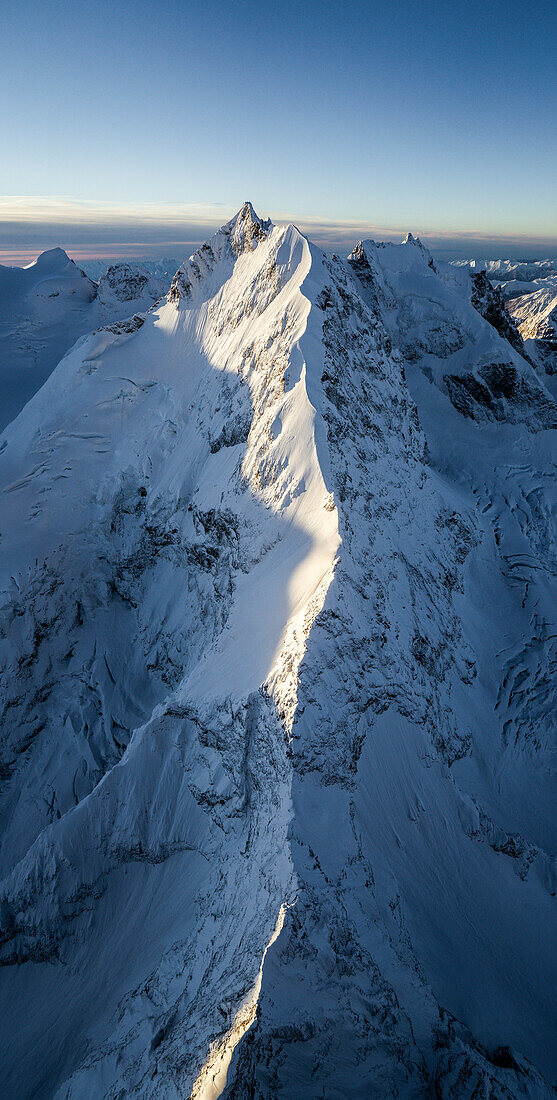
401 230 435 262
0 209 556 1097
168 201 274 304
24 246 72 272
402 230 423 247
351 234 436 281
0 254 174 431
348 236 555 429
226 199 272 241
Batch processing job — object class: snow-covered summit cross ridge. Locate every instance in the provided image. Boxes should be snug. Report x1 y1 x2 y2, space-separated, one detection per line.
0 204 555 1098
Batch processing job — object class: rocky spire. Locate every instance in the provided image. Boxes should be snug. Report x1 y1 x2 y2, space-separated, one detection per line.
169 202 273 303
224 201 273 256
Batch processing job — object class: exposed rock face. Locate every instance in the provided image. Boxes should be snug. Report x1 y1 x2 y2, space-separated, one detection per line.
469 270 527 358
506 280 557 379
96 262 168 308
0 209 555 1098
443 360 557 426
169 202 272 303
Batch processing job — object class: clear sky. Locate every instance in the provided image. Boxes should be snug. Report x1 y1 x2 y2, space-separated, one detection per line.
1 0 556 262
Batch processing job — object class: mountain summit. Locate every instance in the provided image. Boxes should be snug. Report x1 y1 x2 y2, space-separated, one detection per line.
0 208 555 1098
25 246 73 270
169 201 273 303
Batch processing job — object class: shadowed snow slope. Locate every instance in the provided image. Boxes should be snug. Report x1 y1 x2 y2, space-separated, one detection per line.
0 252 170 431
0 207 555 1098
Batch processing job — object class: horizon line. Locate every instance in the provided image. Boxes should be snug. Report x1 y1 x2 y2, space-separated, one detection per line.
1 197 556 267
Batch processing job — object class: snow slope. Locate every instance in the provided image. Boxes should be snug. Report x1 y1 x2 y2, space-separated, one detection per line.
0 207 555 1098
0 252 170 432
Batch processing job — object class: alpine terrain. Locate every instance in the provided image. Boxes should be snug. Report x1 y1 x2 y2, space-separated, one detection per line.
0 204 555 1099
506 282 557 383
0 250 170 431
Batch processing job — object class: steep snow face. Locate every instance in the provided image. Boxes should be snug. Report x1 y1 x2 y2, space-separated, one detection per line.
0 209 555 1099
0 253 172 432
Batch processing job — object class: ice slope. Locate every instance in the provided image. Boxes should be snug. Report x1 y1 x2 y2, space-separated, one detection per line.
0 252 170 432
0 207 555 1098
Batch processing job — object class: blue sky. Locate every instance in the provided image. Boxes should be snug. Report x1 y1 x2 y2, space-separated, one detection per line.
1 0 556 262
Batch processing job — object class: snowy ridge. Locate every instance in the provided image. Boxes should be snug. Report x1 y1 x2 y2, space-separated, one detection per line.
168 202 272 305
0 208 339 1097
0 208 555 1098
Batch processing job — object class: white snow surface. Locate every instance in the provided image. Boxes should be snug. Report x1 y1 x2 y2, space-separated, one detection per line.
0 206 555 1099
0 251 170 431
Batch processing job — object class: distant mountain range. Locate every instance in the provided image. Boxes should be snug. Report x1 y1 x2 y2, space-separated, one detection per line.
449 260 557 377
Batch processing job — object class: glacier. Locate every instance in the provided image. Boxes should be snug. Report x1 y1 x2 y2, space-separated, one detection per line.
0 203 555 1098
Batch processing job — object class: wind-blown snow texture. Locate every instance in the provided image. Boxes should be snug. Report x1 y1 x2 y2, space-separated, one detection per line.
0 205 555 1099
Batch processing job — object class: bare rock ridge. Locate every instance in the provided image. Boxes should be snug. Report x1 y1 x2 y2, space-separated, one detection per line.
0 206 555 1098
